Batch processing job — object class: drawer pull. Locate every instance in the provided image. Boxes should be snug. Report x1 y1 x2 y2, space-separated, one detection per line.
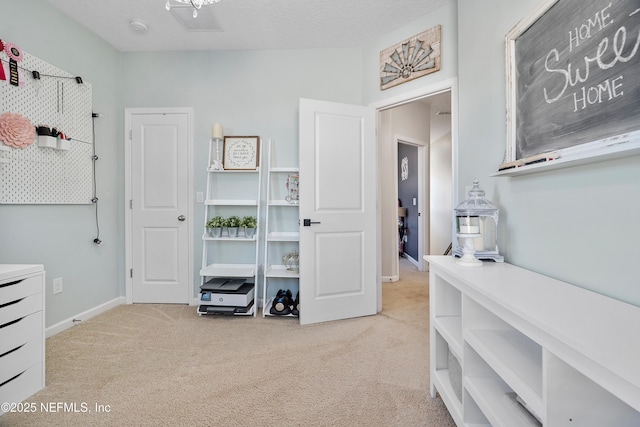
0 279 23 289
0 316 24 329
0 370 25 388
0 343 24 358
0 297 24 309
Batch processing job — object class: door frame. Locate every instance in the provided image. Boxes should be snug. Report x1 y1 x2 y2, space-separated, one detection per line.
371 77 458 312
124 107 195 305
395 136 429 272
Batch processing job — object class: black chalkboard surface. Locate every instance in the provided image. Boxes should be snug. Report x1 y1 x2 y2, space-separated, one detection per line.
508 0 640 160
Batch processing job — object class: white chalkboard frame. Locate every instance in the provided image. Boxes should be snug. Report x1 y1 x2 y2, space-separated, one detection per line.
500 0 640 176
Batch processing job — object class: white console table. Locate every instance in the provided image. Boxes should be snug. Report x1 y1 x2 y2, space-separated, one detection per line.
425 255 640 427
0 264 45 414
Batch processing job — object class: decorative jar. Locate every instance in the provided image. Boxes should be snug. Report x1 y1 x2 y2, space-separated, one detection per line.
453 179 503 262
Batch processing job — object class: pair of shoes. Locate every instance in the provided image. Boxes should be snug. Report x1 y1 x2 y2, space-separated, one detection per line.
291 292 299 316
269 289 299 316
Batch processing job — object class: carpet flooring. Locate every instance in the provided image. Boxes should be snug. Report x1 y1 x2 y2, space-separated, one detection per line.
1 258 455 426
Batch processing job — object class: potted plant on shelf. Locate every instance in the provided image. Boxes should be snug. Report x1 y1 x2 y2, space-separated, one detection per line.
226 215 241 238
206 216 225 238
241 215 257 239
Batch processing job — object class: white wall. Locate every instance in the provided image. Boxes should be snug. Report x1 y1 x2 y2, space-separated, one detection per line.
458 0 640 306
429 118 453 255
0 1 123 327
120 48 366 298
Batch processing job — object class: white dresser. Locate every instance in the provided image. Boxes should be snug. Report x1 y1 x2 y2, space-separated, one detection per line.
0 264 45 414
426 255 640 427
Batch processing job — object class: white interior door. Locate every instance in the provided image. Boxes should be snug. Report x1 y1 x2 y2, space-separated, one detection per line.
130 112 190 303
298 98 377 325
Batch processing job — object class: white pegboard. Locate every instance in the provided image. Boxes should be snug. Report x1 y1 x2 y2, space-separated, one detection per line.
0 47 93 204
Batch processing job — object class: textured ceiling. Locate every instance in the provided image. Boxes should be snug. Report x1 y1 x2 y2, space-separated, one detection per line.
46 0 451 52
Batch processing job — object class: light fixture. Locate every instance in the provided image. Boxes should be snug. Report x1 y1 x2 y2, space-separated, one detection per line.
453 178 504 265
129 19 148 33
165 0 222 18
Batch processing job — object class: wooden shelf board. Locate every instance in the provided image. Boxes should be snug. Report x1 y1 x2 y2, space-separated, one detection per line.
433 369 464 427
270 167 299 173
465 329 543 416
268 200 299 206
200 264 255 277
202 234 257 241
465 377 542 427
208 169 259 173
267 232 300 242
205 199 258 206
433 316 462 360
265 265 299 278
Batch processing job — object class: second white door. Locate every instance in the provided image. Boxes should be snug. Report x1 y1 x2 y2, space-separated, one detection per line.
129 111 191 304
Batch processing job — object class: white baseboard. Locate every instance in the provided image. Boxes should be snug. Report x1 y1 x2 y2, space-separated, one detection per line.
45 296 125 338
405 254 419 267
381 275 400 282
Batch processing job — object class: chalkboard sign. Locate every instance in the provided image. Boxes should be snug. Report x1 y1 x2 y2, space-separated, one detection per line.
505 0 640 164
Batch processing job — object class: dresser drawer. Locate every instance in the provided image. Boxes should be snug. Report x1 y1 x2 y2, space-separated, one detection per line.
0 293 42 325
0 338 42 385
0 275 42 306
0 363 44 413
0 311 43 356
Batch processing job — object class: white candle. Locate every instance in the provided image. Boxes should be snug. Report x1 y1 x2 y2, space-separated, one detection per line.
212 123 223 139
459 225 480 234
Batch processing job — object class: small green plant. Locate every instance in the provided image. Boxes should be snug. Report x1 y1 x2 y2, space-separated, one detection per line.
206 216 225 229
241 216 257 228
226 215 241 228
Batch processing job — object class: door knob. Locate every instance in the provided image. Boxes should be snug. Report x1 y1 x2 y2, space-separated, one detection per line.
303 219 321 226
178 215 186 221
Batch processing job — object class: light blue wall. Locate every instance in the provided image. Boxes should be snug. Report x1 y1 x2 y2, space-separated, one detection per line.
457 0 640 306
120 48 365 298
0 1 124 326
363 1 458 105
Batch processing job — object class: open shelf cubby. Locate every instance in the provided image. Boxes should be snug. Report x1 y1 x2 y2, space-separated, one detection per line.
426 255 640 427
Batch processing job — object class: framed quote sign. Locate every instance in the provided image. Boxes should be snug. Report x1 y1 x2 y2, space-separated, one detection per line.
223 136 260 170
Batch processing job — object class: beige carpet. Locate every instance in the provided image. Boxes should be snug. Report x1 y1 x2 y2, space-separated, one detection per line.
1 258 455 427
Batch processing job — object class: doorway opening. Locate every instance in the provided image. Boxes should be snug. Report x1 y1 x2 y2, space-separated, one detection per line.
397 138 427 270
374 80 455 286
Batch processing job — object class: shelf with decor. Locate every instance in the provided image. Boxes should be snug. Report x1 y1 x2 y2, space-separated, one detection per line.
262 140 300 317
198 134 262 316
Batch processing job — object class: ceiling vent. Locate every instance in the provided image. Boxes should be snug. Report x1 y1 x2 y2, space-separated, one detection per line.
169 5 223 32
